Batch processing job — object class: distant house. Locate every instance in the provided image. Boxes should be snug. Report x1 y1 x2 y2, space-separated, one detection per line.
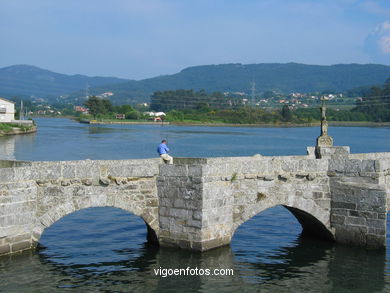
144 111 166 118
0 97 15 122
74 106 89 114
116 114 126 119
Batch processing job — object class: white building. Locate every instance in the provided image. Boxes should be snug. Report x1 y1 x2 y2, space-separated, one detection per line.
0 97 15 122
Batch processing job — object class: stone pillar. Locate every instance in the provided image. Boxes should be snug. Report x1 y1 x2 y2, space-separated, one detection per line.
330 180 386 248
157 159 233 251
325 147 388 249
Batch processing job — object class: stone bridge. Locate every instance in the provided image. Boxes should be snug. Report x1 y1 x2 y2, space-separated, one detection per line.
0 146 389 256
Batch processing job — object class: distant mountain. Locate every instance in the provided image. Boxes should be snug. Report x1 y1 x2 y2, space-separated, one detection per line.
0 65 129 99
80 63 390 104
2 63 390 105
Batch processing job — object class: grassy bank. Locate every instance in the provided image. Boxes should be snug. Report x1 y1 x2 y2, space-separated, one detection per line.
169 120 390 127
74 117 390 128
0 123 37 136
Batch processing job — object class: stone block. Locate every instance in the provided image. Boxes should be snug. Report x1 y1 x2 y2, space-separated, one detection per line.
315 199 330 209
331 214 345 224
169 208 190 219
331 202 356 210
36 164 62 180
329 159 346 173
268 158 281 173
366 234 385 248
188 165 203 177
367 219 386 229
362 160 376 173
0 168 14 184
146 199 158 207
345 216 366 226
11 241 31 252
62 164 76 178
280 160 299 172
160 165 188 177
0 244 10 255
345 160 362 173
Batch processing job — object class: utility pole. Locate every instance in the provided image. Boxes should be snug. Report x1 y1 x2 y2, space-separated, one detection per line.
85 83 90 99
19 100 23 120
251 81 256 107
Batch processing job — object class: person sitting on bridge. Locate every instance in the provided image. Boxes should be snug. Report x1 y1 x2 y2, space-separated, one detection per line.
157 139 173 164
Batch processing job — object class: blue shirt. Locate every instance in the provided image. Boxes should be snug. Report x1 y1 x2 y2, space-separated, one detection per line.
157 143 169 155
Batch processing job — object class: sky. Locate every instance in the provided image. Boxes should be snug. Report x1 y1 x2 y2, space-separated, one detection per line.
0 0 390 80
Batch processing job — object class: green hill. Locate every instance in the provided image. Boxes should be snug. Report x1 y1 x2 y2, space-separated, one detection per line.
2 63 390 105
80 63 390 104
0 64 129 98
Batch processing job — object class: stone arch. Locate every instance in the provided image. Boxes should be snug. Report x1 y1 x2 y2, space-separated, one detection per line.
32 195 159 246
232 197 334 241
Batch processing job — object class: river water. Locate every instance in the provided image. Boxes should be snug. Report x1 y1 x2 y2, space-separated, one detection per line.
0 118 389 292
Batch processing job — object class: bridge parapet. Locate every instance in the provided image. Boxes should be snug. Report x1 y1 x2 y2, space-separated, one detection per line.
1 146 389 256
158 154 334 251
158 147 389 251
0 158 160 256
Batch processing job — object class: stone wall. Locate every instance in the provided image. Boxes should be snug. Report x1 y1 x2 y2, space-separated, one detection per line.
0 159 160 256
157 159 208 250
157 148 390 251
326 149 390 248
157 155 334 251
1 147 390 255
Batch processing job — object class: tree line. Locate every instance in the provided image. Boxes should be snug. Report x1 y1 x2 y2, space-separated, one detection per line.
81 79 390 123
84 96 143 119
352 78 390 121
150 89 242 112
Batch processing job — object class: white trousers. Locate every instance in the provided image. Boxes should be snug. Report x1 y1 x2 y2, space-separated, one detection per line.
160 154 173 164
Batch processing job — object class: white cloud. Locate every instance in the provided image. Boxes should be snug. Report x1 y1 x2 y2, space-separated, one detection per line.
379 36 390 53
365 21 390 64
375 21 390 53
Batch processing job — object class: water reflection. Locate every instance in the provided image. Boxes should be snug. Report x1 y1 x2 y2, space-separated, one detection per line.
1 207 388 292
0 133 36 160
0 136 15 160
1 233 386 292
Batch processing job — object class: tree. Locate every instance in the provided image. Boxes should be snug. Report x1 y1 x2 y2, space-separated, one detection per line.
101 99 114 113
116 104 134 114
126 110 141 120
281 105 293 122
84 96 103 118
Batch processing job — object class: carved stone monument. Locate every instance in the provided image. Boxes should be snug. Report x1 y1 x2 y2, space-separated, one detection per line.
316 98 333 147
315 98 334 159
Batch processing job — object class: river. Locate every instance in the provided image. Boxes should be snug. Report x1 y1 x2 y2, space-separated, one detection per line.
0 118 389 292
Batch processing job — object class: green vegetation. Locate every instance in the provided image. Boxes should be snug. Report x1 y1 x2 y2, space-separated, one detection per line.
150 89 241 112
71 63 390 104
353 78 390 121
155 79 390 124
0 123 13 132
0 123 35 136
6 78 389 126
81 96 147 121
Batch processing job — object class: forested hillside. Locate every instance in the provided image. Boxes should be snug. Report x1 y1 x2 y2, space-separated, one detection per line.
83 63 390 104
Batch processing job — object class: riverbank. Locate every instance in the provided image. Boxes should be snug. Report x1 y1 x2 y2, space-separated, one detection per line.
77 119 390 128
167 121 390 127
0 123 37 137
88 120 169 125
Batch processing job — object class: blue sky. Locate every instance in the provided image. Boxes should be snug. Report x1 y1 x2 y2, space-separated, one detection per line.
0 0 389 79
